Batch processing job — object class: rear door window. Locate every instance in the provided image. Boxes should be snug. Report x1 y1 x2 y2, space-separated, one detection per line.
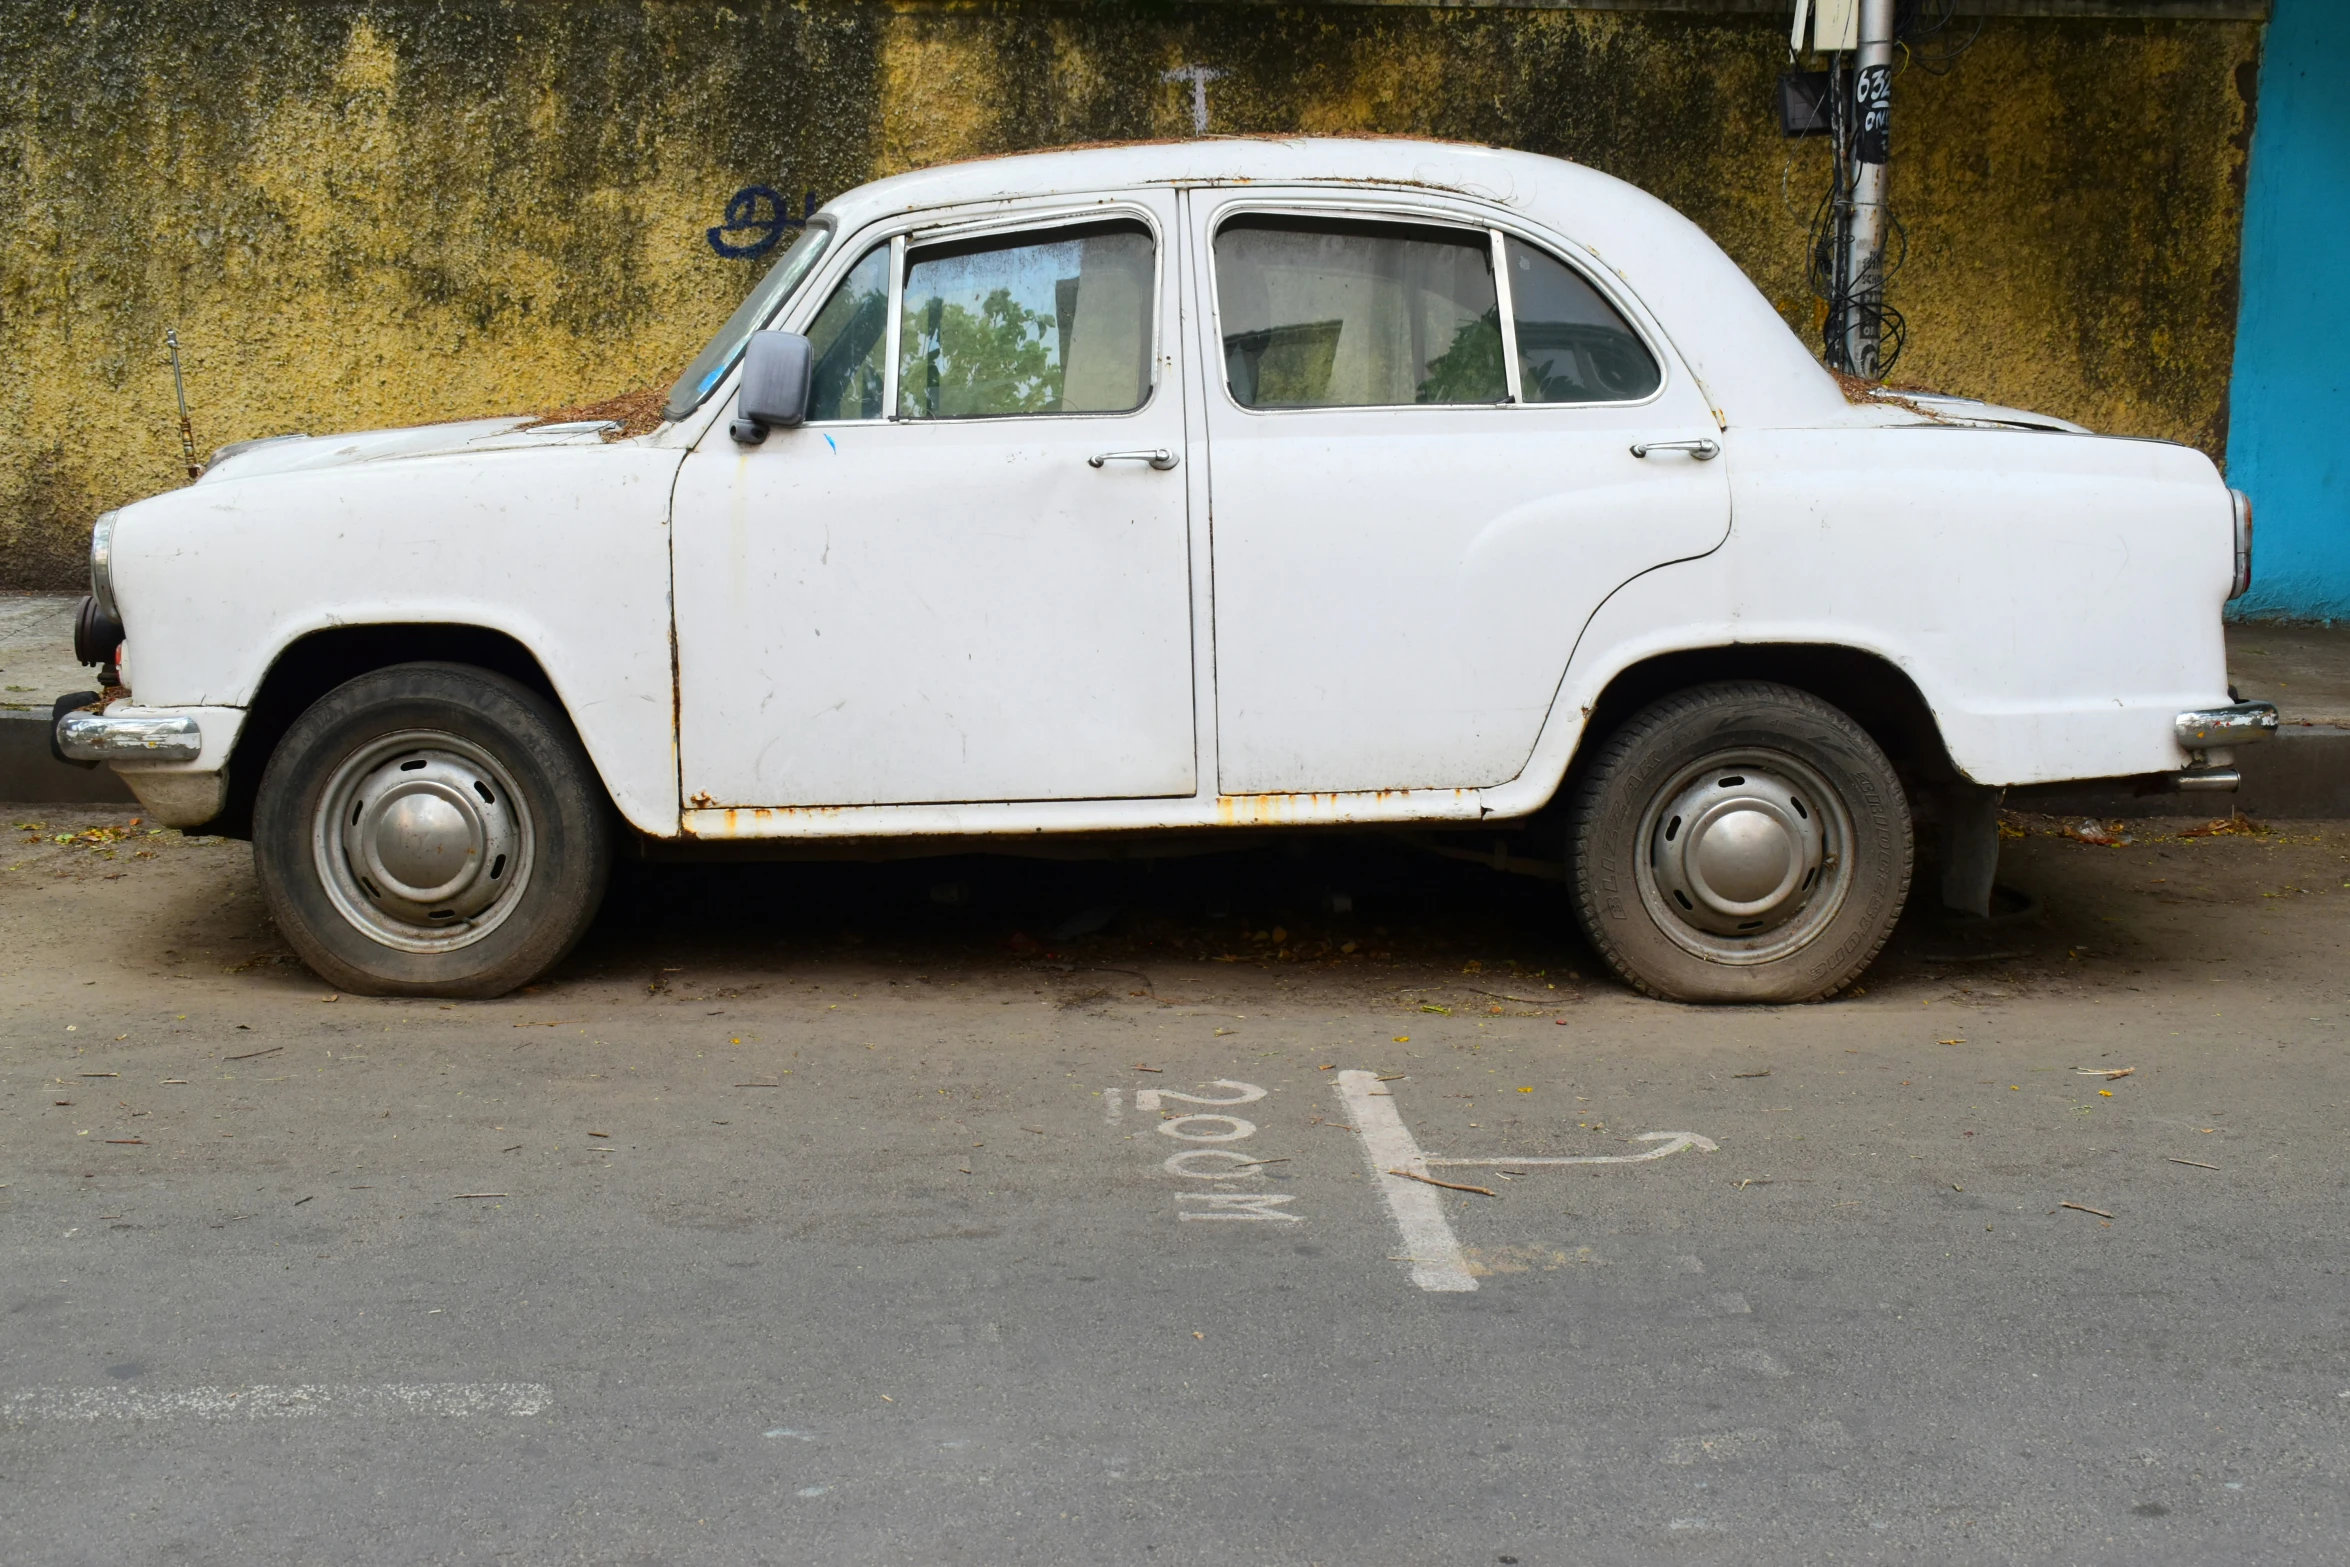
1214 216 1505 409
1504 236 1661 404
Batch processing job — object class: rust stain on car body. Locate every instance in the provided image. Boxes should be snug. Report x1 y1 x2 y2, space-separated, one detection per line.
675 789 1481 840
1213 789 1461 826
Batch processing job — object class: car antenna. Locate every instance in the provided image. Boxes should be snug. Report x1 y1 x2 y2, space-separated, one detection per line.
166 327 201 480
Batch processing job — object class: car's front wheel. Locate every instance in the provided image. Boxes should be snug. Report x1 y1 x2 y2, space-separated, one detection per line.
253 663 612 997
1567 681 1912 1003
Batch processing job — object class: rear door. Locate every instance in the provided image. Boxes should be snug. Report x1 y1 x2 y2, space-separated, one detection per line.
1191 190 1731 795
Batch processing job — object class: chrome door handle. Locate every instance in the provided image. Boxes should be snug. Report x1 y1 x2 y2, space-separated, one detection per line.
1630 438 1721 461
1088 447 1179 471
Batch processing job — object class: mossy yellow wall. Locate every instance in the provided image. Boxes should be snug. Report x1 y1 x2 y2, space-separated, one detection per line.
0 2 2260 588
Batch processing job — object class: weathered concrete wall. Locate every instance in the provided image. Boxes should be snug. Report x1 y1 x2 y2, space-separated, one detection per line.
0 1 2261 588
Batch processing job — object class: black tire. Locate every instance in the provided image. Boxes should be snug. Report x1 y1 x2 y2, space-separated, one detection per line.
253 663 612 998
1567 681 1911 1004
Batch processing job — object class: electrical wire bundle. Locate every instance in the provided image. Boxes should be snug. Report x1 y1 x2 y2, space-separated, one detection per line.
1803 0 1982 378
1804 51 1909 380
1895 0 1985 76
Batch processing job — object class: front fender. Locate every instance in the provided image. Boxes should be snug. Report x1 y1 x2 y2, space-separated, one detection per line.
105 444 684 836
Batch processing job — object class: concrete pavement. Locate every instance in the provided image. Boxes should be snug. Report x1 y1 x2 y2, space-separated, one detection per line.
5 811 2349 1563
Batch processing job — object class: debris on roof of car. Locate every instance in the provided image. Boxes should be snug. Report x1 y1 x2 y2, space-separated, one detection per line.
1830 369 2087 433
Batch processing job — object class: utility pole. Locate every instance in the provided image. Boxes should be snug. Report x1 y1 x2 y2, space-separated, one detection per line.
1840 0 1896 378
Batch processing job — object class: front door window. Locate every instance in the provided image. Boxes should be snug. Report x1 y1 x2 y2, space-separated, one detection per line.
898 223 1155 418
803 242 891 422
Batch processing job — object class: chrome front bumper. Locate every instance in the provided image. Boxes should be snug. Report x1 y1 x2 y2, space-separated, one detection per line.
55 707 203 763
2171 700 2279 792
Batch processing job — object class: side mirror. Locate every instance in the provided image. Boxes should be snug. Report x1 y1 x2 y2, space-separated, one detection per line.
729 331 815 444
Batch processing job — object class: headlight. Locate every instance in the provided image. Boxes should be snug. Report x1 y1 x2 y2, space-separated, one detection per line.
2229 488 2253 600
89 509 120 622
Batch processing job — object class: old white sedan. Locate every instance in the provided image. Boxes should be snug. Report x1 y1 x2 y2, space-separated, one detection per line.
58 138 2270 1002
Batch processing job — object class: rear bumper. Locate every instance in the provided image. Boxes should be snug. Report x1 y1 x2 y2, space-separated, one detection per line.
2007 723 2350 819
2169 701 2278 794
2175 701 2278 749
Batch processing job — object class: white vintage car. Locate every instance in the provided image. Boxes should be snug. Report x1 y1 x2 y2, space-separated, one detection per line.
58 138 2270 1002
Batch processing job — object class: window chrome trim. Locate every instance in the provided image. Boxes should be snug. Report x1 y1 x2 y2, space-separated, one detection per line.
1488 225 1523 405
1199 192 1675 420
881 233 907 424
905 201 1158 252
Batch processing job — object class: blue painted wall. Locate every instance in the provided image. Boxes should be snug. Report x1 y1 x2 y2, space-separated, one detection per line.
2227 0 2350 621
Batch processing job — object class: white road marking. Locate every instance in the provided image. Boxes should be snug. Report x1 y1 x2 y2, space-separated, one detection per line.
1135 1080 1265 1113
1156 1114 1257 1142
1131 1079 1300 1228
4 1383 550 1421
1335 1070 1476 1293
1177 1193 1300 1222
1162 1148 1261 1178
1104 1088 1122 1123
1426 1132 1719 1167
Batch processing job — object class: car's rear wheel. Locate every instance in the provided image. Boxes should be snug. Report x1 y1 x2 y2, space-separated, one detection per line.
1567 681 1911 1003
253 663 611 997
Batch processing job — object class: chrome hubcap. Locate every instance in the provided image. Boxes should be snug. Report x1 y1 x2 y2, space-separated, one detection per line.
314 732 532 953
1637 751 1851 965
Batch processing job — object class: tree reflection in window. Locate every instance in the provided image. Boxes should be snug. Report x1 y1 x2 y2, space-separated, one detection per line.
897 223 1154 419
1418 307 1508 405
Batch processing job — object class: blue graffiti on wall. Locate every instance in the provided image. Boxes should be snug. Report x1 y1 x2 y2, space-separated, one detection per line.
707 187 819 260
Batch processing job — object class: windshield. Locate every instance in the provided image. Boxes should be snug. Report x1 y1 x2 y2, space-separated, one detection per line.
663 219 836 421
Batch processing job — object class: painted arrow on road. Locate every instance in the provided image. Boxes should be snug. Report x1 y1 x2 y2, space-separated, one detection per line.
1424 1132 1719 1168
1335 1070 1721 1294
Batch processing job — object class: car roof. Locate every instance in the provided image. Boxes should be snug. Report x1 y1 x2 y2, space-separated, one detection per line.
817 137 1849 429
829 136 1559 219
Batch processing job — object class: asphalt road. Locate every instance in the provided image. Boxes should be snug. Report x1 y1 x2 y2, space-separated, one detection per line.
5 809 2349 1565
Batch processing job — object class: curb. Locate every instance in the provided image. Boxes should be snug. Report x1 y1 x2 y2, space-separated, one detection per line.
2009 726 2350 820
0 711 137 807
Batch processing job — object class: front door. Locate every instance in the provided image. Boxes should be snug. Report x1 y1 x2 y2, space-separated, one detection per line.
673 194 1195 808
1192 191 1733 795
